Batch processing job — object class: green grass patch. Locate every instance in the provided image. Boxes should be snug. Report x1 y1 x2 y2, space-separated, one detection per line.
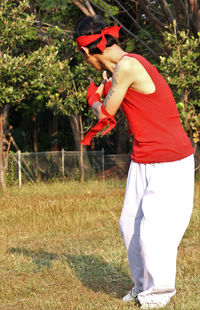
0 179 199 310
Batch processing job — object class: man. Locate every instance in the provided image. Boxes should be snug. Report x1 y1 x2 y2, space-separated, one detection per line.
74 15 194 309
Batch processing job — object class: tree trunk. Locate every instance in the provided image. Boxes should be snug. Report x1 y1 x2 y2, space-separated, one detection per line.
189 0 200 32
68 115 86 182
138 0 163 34
3 104 10 137
0 113 7 194
116 120 127 154
2 104 10 168
49 114 59 151
79 115 85 183
72 0 91 16
84 0 96 16
32 114 38 152
68 115 81 151
32 114 41 181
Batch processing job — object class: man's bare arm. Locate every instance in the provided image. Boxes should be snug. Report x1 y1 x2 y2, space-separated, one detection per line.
92 57 136 119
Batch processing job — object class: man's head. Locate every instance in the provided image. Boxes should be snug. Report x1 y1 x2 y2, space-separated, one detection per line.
74 16 121 71
74 15 118 54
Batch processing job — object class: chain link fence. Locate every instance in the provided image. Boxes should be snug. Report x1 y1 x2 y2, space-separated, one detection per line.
6 150 131 186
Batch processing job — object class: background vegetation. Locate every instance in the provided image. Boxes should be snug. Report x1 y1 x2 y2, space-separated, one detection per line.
1 0 199 152
0 0 199 191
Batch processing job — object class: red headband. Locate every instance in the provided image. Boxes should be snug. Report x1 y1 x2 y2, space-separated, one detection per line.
75 26 121 52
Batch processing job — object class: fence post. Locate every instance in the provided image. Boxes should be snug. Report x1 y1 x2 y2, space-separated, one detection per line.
62 148 64 180
18 150 22 187
102 147 105 181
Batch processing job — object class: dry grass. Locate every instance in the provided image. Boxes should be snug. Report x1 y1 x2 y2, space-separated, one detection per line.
0 178 199 310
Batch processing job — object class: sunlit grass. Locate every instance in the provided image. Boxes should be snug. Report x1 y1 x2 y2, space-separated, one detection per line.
0 179 199 310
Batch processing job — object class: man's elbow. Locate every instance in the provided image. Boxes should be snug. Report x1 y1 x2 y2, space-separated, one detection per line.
92 102 104 120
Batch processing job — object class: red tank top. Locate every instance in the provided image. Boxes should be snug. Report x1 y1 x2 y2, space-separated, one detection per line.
121 54 194 163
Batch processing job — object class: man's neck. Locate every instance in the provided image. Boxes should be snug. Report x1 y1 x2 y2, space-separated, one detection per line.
96 45 127 73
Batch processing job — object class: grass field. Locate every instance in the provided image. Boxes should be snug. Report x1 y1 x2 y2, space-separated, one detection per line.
0 179 199 310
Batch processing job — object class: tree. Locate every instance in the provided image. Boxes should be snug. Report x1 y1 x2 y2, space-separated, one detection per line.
0 0 87 190
135 0 200 36
159 28 200 146
0 0 103 190
0 44 69 191
0 0 36 193
46 54 102 181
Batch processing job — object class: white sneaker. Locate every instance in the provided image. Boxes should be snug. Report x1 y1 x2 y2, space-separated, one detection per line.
140 297 169 309
140 303 167 309
122 287 138 302
140 303 165 309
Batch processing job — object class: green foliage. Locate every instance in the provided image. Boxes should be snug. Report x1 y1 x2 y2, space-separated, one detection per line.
159 28 200 143
5 153 16 185
39 0 72 9
0 46 68 111
0 0 95 122
35 0 80 30
92 0 119 20
0 0 37 55
46 55 101 119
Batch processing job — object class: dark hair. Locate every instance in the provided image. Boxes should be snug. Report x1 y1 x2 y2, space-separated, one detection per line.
74 15 118 54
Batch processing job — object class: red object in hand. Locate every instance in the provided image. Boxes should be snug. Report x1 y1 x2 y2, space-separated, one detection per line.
81 105 116 145
87 93 101 107
86 82 101 107
86 82 97 100
102 80 112 98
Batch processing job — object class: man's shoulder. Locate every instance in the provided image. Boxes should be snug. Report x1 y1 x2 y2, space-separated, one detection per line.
112 54 139 85
117 54 144 75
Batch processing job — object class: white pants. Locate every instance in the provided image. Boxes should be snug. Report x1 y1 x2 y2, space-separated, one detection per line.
119 155 194 306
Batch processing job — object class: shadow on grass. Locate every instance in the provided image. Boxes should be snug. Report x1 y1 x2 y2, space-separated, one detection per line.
8 247 132 297
8 247 59 270
66 254 132 297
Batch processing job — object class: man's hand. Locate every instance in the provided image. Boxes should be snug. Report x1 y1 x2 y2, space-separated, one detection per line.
86 71 112 119
86 71 109 108
86 80 100 107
